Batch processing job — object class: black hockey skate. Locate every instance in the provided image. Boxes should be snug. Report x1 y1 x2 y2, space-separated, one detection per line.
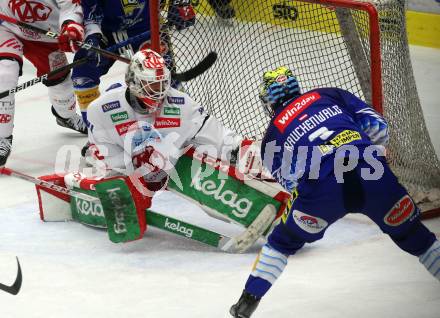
51 106 87 135
0 135 12 167
230 290 261 318
208 0 235 19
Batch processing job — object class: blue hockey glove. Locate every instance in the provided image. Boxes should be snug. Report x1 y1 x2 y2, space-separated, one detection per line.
83 33 107 67
355 108 389 146
168 0 196 31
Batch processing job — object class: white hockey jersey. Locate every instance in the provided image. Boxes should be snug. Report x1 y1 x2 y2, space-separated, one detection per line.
0 0 83 42
87 83 242 174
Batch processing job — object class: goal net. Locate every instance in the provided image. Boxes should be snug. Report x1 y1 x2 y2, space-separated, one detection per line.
150 0 440 217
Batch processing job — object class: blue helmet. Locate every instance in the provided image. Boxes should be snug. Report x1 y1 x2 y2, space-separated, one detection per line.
259 66 301 117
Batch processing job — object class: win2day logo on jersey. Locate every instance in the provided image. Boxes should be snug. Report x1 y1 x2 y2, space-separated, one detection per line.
154 117 180 129
274 91 321 133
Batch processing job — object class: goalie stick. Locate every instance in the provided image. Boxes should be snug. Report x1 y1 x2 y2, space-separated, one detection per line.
0 13 217 83
0 32 150 99
0 167 234 251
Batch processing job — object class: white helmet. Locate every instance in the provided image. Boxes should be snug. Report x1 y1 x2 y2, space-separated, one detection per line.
126 49 171 114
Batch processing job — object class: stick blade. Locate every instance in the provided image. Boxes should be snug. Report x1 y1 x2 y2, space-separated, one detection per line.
172 51 217 82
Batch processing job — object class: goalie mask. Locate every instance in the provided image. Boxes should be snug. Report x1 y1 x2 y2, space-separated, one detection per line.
126 49 171 114
259 66 301 117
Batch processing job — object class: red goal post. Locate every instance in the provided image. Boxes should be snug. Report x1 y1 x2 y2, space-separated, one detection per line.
148 0 440 218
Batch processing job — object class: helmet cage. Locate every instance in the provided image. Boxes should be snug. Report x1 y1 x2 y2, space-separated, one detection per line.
259 66 300 117
126 49 171 114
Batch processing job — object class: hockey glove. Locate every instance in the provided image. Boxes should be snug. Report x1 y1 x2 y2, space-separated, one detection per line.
355 108 389 146
131 145 169 194
168 0 196 31
58 21 85 52
83 33 107 67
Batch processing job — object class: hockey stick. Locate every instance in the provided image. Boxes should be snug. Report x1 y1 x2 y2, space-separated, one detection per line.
0 33 152 99
0 57 88 99
0 13 130 63
0 14 216 82
0 167 233 250
0 167 100 202
172 52 217 82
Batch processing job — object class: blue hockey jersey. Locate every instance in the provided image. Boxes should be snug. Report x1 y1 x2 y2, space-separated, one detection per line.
261 87 377 192
82 0 149 35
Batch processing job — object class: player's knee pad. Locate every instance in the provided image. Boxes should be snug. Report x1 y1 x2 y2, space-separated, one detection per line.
48 76 76 119
0 59 20 91
389 220 437 256
0 59 20 136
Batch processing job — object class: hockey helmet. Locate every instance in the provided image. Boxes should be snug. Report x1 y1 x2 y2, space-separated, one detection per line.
126 49 171 114
259 66 301 117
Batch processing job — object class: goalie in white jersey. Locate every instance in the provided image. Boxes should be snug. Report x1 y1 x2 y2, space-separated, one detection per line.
86 48 241 177
0 0 88 166
70 49 289 251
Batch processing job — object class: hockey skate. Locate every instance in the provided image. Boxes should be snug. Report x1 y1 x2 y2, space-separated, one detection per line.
230 290 260 318
0 135 12 167
51 106 87 135
208 0 235 19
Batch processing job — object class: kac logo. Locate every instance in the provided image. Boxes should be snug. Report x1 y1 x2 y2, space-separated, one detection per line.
8 0 53 23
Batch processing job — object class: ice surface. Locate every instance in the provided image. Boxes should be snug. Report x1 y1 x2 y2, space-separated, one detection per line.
0 45 439 317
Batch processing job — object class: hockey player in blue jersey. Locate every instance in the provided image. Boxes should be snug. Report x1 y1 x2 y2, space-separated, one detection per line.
229 67 440 318
72 0 195 124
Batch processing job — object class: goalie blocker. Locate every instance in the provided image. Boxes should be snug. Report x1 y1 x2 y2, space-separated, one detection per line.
35 147 289 252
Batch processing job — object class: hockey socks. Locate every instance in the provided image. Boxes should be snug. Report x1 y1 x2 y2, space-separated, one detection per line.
244 243 288 298
419 239 440 281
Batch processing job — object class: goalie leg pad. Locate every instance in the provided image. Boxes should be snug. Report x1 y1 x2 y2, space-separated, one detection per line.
36 174 72 222
221 204 277 253
95 176 151 243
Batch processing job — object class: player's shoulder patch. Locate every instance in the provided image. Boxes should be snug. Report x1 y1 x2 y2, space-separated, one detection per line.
105 82 123 92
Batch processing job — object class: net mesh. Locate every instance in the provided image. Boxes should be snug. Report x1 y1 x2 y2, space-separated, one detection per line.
155 0 440 213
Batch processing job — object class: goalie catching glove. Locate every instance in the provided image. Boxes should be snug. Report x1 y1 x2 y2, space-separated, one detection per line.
129 122 183 195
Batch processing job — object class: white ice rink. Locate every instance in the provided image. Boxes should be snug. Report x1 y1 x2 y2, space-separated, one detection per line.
0 45 439 317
